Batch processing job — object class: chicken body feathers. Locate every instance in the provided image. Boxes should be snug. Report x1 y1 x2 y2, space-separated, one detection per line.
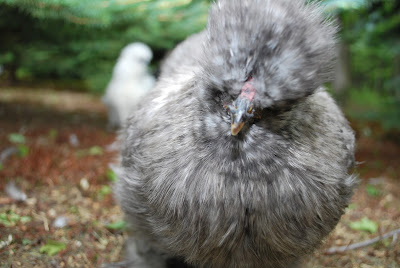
115 1 356 267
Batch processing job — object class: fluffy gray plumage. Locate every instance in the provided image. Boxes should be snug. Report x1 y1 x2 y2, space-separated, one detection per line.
114 0 357 267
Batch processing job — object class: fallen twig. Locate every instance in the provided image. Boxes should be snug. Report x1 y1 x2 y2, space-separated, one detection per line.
325 228 400 254
0 197 14 205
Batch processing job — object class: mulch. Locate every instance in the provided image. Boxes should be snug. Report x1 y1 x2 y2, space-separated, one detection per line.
0 87 399 267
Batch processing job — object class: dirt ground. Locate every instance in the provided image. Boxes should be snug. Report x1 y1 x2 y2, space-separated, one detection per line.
0 87 399 268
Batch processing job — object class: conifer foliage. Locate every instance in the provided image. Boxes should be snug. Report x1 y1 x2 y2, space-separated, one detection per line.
0 0 210 92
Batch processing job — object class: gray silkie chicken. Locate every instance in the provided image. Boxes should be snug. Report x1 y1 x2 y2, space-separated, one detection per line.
114 0 357 267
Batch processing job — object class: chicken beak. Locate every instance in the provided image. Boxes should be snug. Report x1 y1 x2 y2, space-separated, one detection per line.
229 77 256 136
231 120 245 136
229 97 253 136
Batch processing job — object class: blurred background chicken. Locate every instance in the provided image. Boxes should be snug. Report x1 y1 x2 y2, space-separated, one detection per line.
102 42 155 129
115 0 357 267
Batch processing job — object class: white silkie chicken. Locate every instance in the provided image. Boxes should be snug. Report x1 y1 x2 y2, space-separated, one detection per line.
102 43 155 129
